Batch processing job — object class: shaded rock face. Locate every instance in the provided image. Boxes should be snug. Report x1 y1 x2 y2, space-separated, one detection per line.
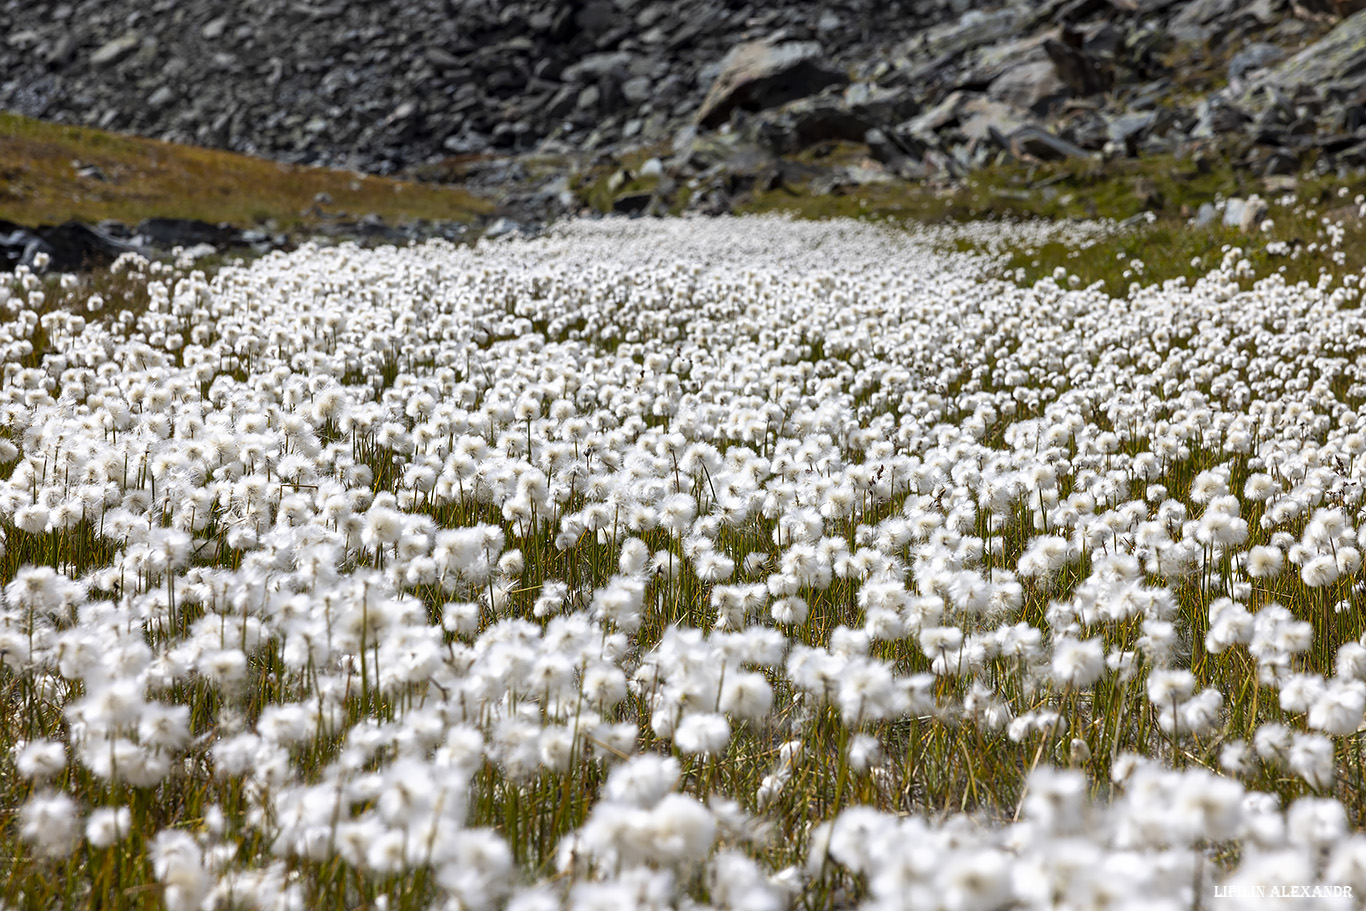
0 221 137 272
695 41 847 128
0 0 937 173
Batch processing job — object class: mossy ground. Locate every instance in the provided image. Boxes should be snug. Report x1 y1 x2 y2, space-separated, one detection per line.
736 142 1366 295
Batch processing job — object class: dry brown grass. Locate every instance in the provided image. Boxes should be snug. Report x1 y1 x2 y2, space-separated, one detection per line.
0 112 492 229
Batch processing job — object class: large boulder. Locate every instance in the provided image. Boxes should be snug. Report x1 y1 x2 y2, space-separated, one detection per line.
695 41 847 129
751 93 875 154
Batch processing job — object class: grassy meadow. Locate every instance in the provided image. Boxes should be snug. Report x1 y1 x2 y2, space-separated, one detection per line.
0 112 490 231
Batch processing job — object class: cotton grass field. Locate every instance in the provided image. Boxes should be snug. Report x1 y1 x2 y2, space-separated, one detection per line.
3 214 1366 909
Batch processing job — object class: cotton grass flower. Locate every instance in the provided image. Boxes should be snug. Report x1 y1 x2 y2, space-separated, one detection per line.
9 212 1366 907
1051 637 1105 687
86 806 133 848
16 739 67 779
674 713 731 756
1308 680 1366 735
591 577 645 634
1301 554 1340 588
1245 545 1284 578
20 791 80 858
1288 733 1336 790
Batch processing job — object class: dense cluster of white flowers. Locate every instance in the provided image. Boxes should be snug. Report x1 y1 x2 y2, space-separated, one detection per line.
3 215 1366 909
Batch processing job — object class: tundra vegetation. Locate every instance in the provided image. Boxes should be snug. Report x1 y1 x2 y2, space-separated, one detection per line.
4 213 1366 910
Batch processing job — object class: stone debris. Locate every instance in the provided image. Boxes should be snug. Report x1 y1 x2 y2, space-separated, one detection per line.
3 0 1366 231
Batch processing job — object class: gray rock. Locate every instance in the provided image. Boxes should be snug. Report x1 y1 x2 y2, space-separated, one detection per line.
671 124 700 159
1106 111 1155 147
695 40 847 129
1043 37 1108 96
1009 125 1090 161
483 217 524 239
864 127 902 162
636 4 670 30
910 7 1022 59
843 162 895 186
544 85 578 120
1192 98 1249 138
1228 43 1284 84
0 225 50 271
1049 0 1111 25
988 61 1068 115
1 220 138 272
44 32 78 69
90 32 141 68
0 0 946 174
1261 148 1297 176
622 76 653 104
575 1 615 34
1240 196 1269 232
612 192 653 215
752 93 873 153
958 97 1032 144
135 218 242 248
956 32 1055 91
903 91 968 136
1058 108 1110 151
426 46 462 70
844 83 920 125
8 29 41 49
18 0 1351 199
562 52 633 84
201 17 228 41
1169 0 1241 31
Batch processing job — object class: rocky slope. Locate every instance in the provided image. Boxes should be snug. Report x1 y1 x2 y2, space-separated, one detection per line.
6 0 1366 228
1 0 939 172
